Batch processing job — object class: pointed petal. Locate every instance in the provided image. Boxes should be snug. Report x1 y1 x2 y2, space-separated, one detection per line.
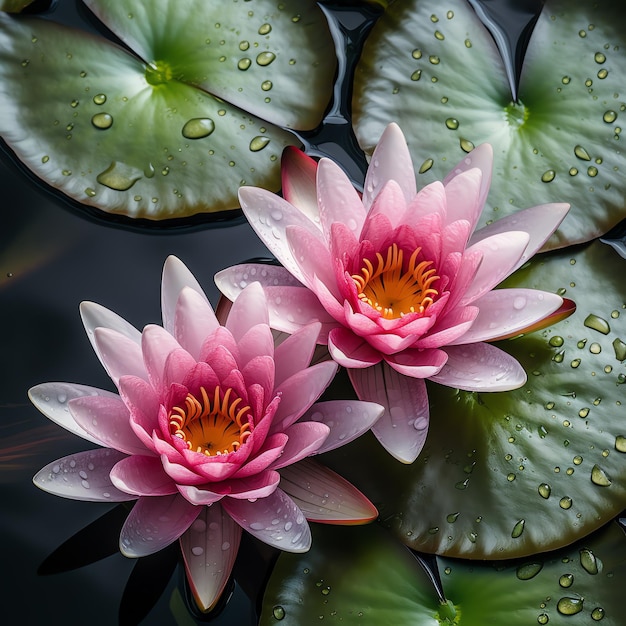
237 323 275 369
33 448 135 502
174 287 219 359
431 343 527 391
162 255 209 335
180 504 242 612
141 324 185 397
443 167 484 229
177 485 225 505
94 327 148 385
383 348 448 378
317 158 366 239
470 203 570 271
69 395 149 456
110 455 177 496
363 122 416 210
119 494 200 557
280 459 378 523
222 488 311 552
450 289 564 345
273 322 321 386
327 327 382 369
118 375 160 450
366 179 408 229
402 180 447 227
349 363 430 463
304 400 384 454
269 422 330 470
281 145 319 221
28 382 116 445
413 306 479 349
225 282 269 341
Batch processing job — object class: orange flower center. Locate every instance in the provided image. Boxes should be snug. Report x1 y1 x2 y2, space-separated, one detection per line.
168 386 251 456
352 243 439 320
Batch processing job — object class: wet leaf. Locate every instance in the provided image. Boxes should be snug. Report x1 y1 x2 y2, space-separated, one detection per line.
353 0 626 249
0 0 337 219
261 520 626 625
325 241 626 559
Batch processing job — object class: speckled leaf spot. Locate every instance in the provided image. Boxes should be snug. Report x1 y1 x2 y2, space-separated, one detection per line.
324 241 626 559
0 0 337 219
260 521 626 625
352 0 626 249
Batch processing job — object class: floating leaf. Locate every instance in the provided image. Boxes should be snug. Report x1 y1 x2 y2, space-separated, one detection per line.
0 0 337 219
353 0 626 248
261 520 626 625
325 241 626 559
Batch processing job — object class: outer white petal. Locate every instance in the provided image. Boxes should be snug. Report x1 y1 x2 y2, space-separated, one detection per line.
161 255 209 335
28 382 118 446
431 343 527 391
222 488 311 552
179 504 242 612
33 448 135 502
349 363 430 464
280 459 378 523
94 327 148 385
174 287 220 359
362 122 417 210
119 493 201 558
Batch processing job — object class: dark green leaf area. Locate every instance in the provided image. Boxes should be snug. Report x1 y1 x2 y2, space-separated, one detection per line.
323 242 626 559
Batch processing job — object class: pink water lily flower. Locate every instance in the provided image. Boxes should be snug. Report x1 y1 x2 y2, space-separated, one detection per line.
216 123 575 463
30 256 381 612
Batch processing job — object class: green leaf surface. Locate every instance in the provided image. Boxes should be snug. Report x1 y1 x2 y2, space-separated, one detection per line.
261 520 626 625
0 0 35 12
324 241 626 559
0 0 337 219
352 0 626 249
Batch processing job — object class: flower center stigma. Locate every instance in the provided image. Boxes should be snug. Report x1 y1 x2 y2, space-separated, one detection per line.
169 386 251 456
352 243 439 319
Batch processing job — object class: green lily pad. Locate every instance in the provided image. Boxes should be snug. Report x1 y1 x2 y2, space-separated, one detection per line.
261 520 626 625
352 0 626 249
324 241 626 559
0 0 337 219
0 0 35 11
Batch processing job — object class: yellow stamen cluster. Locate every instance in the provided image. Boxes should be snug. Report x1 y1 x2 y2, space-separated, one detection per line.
169 386 251 456
352 243 439 319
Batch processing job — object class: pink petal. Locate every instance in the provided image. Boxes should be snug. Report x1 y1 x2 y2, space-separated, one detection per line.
327 327 382 368
413 306 479 349
222 488 311 552
362 122 417 211
272 361 338 431
163 348 197 390
383 348 448 378
402 180 447 227
317 157 366 239
241 355 275 402
273 322 321 386
94 327 147 385
220 470 281 500
225 282 269 341
234 433 288 478
69 395 149 456
177 485 225 505
460 231 530 305
118 375 160 451
440 219 472 260
357 212 395 253
443 143 493 231
470 202 570 269
443 167 484 230
431 343 527 391
349 363 430 463
269 422 330 470
363 331 421 355
28 382 116 446
237 323 275 369
199 327 240 370
180 504 242 612
304 400 384 454
141 324 185 396
110 455 177 496
239 186 323 284
174 287 219 359
450 289 563 345
366 179 409 229
161 255 209 335
281 146 319 221
280 459 378 523
33 448 136 502
119 493 201 557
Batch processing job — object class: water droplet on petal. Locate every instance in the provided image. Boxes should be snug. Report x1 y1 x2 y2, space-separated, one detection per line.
574 145 592 161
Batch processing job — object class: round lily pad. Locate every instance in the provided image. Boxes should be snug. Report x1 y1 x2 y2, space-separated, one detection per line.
260 520 626 625
0 0 337 219
352 0 626 249
324 241 626 559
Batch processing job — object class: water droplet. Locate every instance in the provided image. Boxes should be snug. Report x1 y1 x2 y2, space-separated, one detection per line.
256 51 276 66
273 605 286 620
590 464 611 486
445 117 459 130
559 496 573 509
549 336 564 347
574 145 592 161
591 607 605 621
580 548 600 574
96 161 142 191
569 167 579 176
459 138 474 153
446 512 459 523
537 614 549 624
455 478 469 490
603 110 617 123
249 136 270 152
419 158 434 173
84 187 96 197
182 118 215 139
511 519 525 538
559 573 574 587
541 170 556 183
507 473 516 482
261 80 273 91
41 155 49 163
557 596 584 615
258 23 272 35
410 69 422 81
615 435 626 452
429 55 440 64
434 30 445 40
516 562 543 580
238 57 252 70
570 358 581 368
597 69 608 79
91 112 113 129
588 166 599 177
464 38 472 48
562 75 571 84
584 314 610 334
412 48 422 59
